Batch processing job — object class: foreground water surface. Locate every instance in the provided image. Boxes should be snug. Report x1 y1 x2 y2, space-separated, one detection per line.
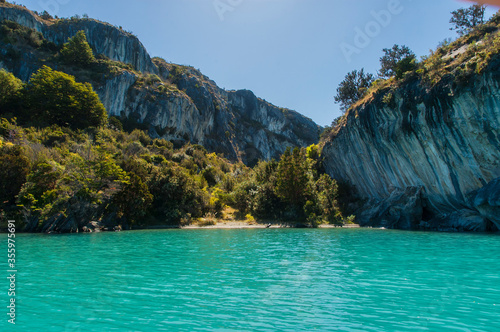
1 228 499 331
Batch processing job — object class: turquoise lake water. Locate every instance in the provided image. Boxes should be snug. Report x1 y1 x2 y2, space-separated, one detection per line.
1 228 500 331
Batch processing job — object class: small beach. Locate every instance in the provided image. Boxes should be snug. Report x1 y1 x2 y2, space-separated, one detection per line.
180 220 360 229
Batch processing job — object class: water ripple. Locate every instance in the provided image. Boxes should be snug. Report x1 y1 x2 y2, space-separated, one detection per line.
1 229 500 331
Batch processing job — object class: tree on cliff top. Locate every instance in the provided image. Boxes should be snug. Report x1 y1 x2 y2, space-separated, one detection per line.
25 66 106 129
378 44 416 79
334 69 374 112
60 30 95 66
450 4 486 35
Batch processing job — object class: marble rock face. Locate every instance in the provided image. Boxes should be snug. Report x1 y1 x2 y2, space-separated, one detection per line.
323 71 500 230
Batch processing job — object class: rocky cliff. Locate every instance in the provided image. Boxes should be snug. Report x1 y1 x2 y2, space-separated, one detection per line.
0 3 320 165
323 63 500 231
0 3 157 73
91 59 319 164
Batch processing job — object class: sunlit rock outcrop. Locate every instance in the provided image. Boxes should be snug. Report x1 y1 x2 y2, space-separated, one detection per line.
323 69 500 231
0 3 320 165
0 4 157 73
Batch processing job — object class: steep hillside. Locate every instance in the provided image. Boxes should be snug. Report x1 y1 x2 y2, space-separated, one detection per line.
323 16 500 231
0 2 156 73
0 3 320 166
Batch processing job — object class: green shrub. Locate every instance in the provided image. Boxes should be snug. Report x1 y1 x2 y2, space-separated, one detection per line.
129 129 152 146
0 69 23 112
41 127 69 147
17 161 63 211
108 116 123 131
395 55 418 79
60 30 95 67
24 66 107 129
0 20 44 48
245 214 255 222
148 166 209 224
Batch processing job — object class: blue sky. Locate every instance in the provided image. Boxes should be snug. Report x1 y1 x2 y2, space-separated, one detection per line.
14 0 498 126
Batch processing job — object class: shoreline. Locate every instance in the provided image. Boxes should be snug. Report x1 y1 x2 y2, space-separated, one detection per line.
179 221 360 230
0 221 361 233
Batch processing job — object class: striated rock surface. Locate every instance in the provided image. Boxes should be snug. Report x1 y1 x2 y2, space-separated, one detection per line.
0 3 320 165
471 177 500 229
93 66 320 164
323 67 500 230
227 89 320 163
356 186 426 230
424 209 490 232
0 3 157 73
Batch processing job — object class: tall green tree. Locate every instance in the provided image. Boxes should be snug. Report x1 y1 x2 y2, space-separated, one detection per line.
334 69 374 112
24 66 107 129
275 147 310 206
111 173 153 224
0 145 30 206
315 174 340 223
60 30 95 66
450 4 486 36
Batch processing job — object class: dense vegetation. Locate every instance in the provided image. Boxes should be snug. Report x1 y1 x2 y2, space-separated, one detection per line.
0 26 351 231
0 2 355 232
0 111 351 231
